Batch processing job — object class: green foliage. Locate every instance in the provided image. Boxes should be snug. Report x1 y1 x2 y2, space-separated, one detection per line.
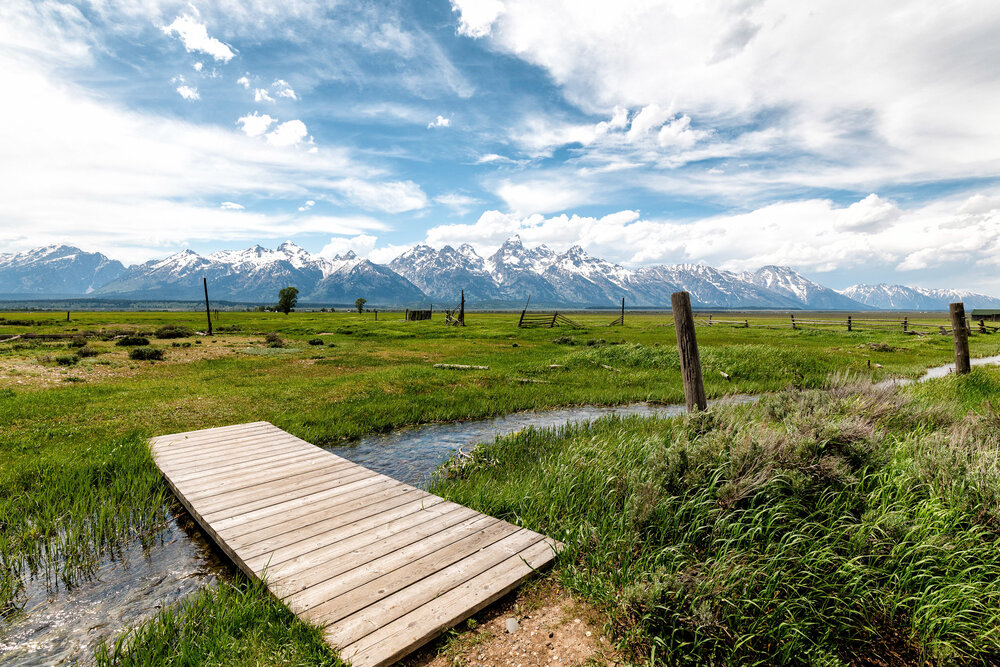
355 297 366 314
128 346 163 361
77 345 99 358
54 353 79 366
277 286 299 315
94 577 342 667
154 325 193 339
264 332 284 348
115 335 149 347
432 374 1000 664
307 338 324 345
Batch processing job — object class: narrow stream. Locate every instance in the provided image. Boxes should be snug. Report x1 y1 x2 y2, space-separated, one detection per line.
4 354 1000 665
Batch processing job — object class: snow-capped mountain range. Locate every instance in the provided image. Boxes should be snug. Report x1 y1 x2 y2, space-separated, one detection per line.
1 240 998 310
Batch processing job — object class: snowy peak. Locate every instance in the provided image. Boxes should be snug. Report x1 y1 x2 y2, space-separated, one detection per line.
741 265 864 309
841 284 1000 310
0 245 126 296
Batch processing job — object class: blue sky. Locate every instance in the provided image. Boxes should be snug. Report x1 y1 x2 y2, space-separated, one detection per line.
3 0 1000 292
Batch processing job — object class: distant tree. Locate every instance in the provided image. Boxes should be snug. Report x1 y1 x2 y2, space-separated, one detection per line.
277 286 299 314
355 297 367 314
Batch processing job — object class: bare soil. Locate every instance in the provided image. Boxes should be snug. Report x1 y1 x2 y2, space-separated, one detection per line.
401 579 621 667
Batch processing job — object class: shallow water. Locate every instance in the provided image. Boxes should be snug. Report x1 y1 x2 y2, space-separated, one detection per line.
2 398 749 665
878 353 1000 387
0 508 232 666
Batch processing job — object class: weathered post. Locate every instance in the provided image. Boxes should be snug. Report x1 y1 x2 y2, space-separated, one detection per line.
375 309 378 322
203 277 213 336
621 297 625 325
708 314 713 326
790 314 797 330
459 290 465 326
66 311 70 322
903 316 908 333
847 315 852 332
980 319 988 334
671 291 707 412
949 302 971 375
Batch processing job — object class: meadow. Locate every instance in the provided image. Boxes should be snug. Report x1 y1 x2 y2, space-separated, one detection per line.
2 308 1000 665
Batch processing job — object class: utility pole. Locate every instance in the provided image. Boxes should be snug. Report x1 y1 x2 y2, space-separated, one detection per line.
203 277 213 336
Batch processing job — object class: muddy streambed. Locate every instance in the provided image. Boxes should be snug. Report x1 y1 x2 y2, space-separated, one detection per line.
0 398 748 665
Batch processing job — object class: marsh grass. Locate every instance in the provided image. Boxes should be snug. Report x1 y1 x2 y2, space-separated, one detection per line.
93 577 341 666
431 370 1000 665
4 310 1000 662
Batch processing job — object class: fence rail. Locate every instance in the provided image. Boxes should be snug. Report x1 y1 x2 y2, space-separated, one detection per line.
688 313 995 336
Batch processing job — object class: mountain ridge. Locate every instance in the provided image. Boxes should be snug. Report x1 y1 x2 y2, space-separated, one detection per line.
1 241 997 310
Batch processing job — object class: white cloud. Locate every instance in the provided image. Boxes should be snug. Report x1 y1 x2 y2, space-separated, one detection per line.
319 234 378 258
454 0 1000 192
329 178 428 213
254 88 274 102
161 12 235 63
236 112 276 137
417 192 1000 293
475 153 520 165
265 119 310 147
272 79 298 100
434 193 482 214
220 201 244 210
176 84 200 100
298 199 316 211
193 61 203 71
236 75 250 89
427 115 451 128
451 0 504 38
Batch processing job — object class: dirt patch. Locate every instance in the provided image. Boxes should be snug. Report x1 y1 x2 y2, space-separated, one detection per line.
401 579 620 667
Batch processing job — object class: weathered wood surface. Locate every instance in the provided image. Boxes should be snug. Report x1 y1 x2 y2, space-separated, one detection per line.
150 422 560 667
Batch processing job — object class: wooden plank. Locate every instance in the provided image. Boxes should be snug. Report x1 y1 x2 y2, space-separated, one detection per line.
286 516 512 616
338 539 557 667
150 422 562 667
204 472 387 528
262 505 477 583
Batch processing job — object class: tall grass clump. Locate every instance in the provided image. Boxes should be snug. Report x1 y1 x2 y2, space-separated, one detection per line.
0 433 167 615
94 577 342 666
432 370 1000 665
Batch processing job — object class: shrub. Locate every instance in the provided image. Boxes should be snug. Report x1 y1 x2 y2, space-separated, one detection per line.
308 338 324 346
68 336 87 348
77 346 99 358
128 346 163 361
155 325 193 339
55 354 79 366
116 335 149 347
264 332 284 348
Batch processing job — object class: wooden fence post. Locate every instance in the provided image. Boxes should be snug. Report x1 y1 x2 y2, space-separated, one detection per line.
980 319 987 334
459 290 465 326
671 291 707 412
375 309 378 322
66 311 70 322
790 314 797 330
903 316 908 333
518 309 525 327
203 277 213 336
708 314 713 326
847 315 852 332
949 302 971 375
621 297 625 325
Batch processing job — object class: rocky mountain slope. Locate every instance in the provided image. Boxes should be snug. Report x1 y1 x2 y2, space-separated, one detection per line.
3 239 997 310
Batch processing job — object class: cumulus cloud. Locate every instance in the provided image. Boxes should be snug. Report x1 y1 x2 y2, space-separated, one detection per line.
254 88 274 102
236 111 276 137
298 199 316 211
452 0 504 38
427 115 451 128
220 201 244 210
272 79 297 99
417 192 1000 293
176 84 200 100
319 234 378 258
265 119 310 147
236 75 250 88
161 11 235 63
193 61 203 71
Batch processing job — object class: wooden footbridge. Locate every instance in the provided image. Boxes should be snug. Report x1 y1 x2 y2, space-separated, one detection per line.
151 422 560 667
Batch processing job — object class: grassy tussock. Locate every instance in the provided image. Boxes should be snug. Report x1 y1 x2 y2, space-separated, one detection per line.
94 578 341 666
432 370 1000 665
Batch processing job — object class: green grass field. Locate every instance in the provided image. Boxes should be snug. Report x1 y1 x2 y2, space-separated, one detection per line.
2 309 1000 665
